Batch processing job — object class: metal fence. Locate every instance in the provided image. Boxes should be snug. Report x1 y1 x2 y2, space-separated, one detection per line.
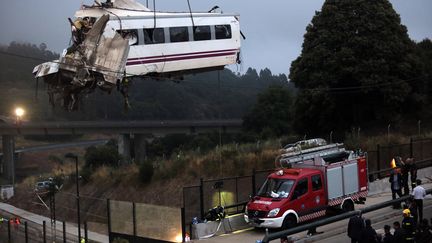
367 137 432 179
0 216 84 243
182 169 271 227
107 199 185 243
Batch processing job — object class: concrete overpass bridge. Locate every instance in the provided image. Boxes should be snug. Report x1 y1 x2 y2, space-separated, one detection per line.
0 120 243 184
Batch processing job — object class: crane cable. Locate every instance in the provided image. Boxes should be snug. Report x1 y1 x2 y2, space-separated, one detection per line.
153 0 156 29
187 0 195 30
218 70 222 176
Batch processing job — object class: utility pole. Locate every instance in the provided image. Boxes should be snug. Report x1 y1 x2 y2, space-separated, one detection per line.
65 153 81 242
49 182 57 242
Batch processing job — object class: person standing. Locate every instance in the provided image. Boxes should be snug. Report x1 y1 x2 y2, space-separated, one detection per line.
412 179 426 223
406 158 417 191
361 219 380 243
389 167 403 209
382 225 394 243
402 209 416 242
399 157 410 195
416 218 432 243
393 221 405 243
348 213 365 243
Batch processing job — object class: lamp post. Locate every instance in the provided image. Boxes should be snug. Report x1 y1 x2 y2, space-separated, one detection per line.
65 153 81 242
418 120 421 137
387 124 391 144
14 107 25 125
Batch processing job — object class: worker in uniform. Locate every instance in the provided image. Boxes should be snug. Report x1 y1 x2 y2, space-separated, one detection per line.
401 209 416 242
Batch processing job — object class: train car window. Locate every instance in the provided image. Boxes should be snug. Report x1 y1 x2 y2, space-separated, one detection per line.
193 26 211 41
117 29 138 46
143 28 165 44
215 25 232 39
169 27 189 42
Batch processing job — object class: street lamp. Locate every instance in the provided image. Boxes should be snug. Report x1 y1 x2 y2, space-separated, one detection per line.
65 153 81 242
14 107 25 125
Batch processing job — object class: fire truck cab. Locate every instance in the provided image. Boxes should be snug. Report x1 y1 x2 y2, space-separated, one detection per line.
244 143 368 229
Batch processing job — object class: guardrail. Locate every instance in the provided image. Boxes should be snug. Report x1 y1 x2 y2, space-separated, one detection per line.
261 188 432 242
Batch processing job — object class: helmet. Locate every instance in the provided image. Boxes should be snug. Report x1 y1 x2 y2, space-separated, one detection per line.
403 209 410 215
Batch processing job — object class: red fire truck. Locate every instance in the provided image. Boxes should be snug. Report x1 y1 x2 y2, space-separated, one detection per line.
244 143 368 229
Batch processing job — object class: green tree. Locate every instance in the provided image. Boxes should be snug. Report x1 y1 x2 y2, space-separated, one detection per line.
243 85 294 138
84 144 121 168
139 160 154 183
415 39 432 115
289 0 421 135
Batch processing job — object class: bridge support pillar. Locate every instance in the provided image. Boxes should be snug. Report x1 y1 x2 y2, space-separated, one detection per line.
118 134 131 164
134 134 147 164
1 135 15 184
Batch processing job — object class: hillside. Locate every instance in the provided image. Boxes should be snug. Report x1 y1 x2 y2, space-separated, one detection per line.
7 138 281 235
0 42 293 122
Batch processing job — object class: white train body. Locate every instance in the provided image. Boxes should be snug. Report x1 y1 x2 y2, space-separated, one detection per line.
73 7 241 77
32 0 241 110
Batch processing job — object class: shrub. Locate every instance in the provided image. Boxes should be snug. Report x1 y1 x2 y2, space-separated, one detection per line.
84 145 121 168
139 161 154 183
48 155 63 164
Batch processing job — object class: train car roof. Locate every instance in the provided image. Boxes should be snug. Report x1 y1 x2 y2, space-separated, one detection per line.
76 0 239 19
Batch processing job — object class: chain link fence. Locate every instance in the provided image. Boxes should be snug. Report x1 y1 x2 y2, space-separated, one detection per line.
367 138 432 179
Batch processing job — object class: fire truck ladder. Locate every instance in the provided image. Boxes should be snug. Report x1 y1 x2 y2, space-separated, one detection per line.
277 143 346 168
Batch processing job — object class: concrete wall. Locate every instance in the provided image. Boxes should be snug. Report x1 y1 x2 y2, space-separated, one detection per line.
118 134 131 164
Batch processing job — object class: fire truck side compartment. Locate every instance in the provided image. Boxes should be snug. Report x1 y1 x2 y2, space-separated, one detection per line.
343 162 359 195
327 167 344 199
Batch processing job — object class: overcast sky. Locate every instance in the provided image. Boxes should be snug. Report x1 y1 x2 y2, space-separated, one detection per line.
0 0 431 75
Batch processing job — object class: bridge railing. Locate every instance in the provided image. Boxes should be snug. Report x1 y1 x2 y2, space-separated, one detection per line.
261 188 432 242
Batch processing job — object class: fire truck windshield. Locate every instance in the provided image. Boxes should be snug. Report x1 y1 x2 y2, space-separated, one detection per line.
257 179 295 198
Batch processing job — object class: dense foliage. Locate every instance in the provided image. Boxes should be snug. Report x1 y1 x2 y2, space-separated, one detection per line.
289 0 423 135
84 141 121 168
243 85 294 138
0 43 290 121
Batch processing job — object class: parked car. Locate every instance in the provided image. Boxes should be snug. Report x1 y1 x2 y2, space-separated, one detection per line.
35 180 52 192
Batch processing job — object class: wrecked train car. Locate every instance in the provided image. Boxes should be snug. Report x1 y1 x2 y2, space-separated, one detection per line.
33 0 242 110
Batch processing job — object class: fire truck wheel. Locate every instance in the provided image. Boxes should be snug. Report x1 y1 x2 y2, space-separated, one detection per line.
342 200 354 212
282 215 297 230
